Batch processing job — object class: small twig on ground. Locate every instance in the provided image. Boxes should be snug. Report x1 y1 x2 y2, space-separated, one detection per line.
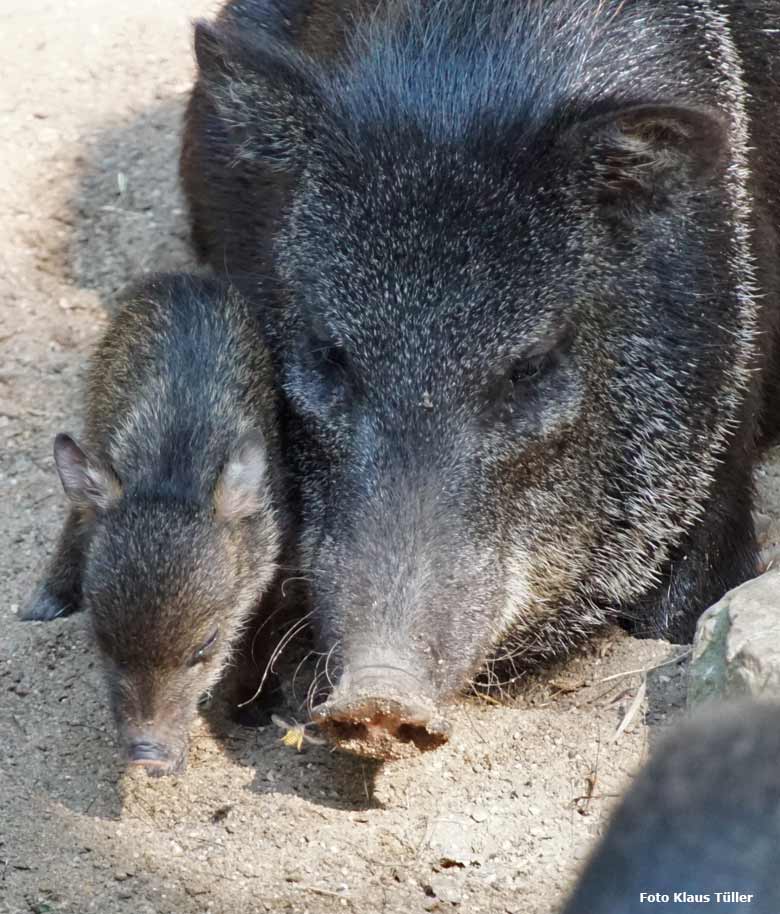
572 792 621 804
459 704 488 746
298 885 350 900
614 679 647 743
607 687 635 707
574 772 598 816
574 730 602 816
594 649 691 685
29 491 58 508
471 692 502 706
580 681 624 708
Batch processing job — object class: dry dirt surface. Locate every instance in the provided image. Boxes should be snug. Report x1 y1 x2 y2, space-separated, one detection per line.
2 3 779 914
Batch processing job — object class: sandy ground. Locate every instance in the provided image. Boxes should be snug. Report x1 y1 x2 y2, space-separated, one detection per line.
2 2 779 913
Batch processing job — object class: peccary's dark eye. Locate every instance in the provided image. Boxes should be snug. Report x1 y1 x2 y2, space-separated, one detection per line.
508 352 551 387
485 325 574 421
314 340 350 379
508 325 574 390
189 628 219 666
304 323 359 396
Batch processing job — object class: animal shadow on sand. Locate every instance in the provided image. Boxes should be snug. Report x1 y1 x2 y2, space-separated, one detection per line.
55 96 199 303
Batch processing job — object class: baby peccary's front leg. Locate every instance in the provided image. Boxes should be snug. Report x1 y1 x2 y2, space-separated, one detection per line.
220 624 285 728
21 508 89 621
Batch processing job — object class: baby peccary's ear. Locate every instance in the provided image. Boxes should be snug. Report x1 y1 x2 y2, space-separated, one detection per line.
581 103 729 212
214 430 269 522
193 19 324 171
53 433 122 511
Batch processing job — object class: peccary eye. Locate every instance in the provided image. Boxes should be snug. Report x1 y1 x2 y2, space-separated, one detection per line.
307 321 347 369
508 353 550 387
487 325 574 420
189 628 219 666
317 342 350 378
502 349 558 402
304 325 358 395
509 325 573 389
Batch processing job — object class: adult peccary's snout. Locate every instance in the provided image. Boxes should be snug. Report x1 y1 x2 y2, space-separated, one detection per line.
303 446 504 752
23 275 286 775
183 0 780 757
312 655 451 759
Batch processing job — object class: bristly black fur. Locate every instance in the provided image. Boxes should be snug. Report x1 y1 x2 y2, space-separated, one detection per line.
181 0 780 713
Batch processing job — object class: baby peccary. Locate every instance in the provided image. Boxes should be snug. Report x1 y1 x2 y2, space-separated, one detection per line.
561 702 780 914
183 0 780 756
22 275 283 775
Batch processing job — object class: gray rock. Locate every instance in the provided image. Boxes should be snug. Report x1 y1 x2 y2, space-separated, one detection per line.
425 815 483 867
688 570 780 705
428 873 464 905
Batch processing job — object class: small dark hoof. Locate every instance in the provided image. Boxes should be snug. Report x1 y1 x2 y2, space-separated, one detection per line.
230 678 286 729
19 584 78 622
232 703 273 728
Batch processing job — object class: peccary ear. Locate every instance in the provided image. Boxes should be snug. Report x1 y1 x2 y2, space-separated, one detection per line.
214 430 269 522
193 20 323 171
53 434 122 511
582 104 729 211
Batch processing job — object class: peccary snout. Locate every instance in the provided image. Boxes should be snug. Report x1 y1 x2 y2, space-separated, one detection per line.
313 660 450 759
126 738 182 776
299 452 503 758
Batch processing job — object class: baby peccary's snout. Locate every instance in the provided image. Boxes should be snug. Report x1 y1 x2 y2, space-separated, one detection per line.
126 738 185 778
313 663 451 760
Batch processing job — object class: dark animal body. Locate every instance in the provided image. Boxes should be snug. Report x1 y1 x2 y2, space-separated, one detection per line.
23 275 285 775
561 702 780 914
182 0 780 755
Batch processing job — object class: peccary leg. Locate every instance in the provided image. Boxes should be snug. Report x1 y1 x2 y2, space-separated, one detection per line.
621 447 757 644
221 567 307 726
219 604 286 727
221 653 284 728
21 509 88 621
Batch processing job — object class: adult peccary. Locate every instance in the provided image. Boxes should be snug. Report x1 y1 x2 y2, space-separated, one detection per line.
560 702 780 914
22 274 285 775
181 0 780 756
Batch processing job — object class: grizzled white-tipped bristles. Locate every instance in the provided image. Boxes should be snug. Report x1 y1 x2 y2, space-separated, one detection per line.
182 0 780 728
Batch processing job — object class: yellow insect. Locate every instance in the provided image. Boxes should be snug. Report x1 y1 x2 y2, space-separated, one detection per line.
271 714 326 752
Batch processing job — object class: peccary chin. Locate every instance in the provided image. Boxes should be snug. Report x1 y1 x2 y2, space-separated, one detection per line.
194 1 760 699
